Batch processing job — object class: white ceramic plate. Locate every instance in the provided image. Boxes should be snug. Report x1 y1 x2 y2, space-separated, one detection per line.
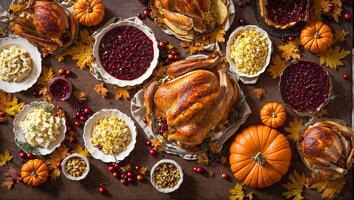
13 101 66 155
0 37 42 93
61 153 90 181
226 25 272 84
83 109 137 163
92 17 159 87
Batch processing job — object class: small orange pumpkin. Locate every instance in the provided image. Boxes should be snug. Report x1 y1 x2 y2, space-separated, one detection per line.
229 125 292 188
260 102 287 128
73 0 105 27
21 159 48 186
300 21 333 54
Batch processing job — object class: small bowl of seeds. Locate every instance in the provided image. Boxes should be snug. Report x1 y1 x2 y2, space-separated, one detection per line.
150 159 183 193
61 153 90 181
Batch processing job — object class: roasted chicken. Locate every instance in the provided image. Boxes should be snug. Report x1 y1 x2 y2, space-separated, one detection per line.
144 53 239 148
298 120 354 179
151 0 228 40
9 0 78 55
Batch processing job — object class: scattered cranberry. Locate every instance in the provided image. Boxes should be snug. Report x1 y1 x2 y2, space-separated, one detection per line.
194 166 204 174
193 166 198 172
158 41 166 48
238 18 246 25
58 68 65 75
288 36 295 41
79 115 86 122
136 174 144 181
120 173 127 180
134 165 140 171
56 161 61 169
146 140 152 147
167 54 174 60
221 173 229 179
127 172 134 178
344 11 351 21
137 13 145 20
65 70 72 77
98 186 106 193
108 165 115 173
149 149 157 156
112 172 119 178
343 73 351 81
0 111 6 118
127 177 134 183
143 8 150 17
113 163 120 169
27 153 33 160
19 150 27 159
74 121 81 127
83 107 92 115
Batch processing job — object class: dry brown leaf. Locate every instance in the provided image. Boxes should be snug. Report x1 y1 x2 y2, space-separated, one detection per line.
94 82 108 98
334 29 349 43
278 41 301 61
319 46 350 69
74 90 87 102
114 87 130 101
253 88 265 99
2 167 18 190
0 91 24 116
268 55 286 79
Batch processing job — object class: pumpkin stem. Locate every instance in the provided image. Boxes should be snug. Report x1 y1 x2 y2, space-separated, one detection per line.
314 32 320 39
252 152 266 165
31 171 38 178
271 112 278 118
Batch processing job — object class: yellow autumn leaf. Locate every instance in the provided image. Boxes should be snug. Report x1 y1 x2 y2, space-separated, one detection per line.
72 145 90 157
331 0 343 23
268 55 286 79
229 183 245 200
0 91 24 116
334 29 349 43
94 82 108 98
74 90 87 102
319 46 350 69
38 67 54 86
285 119 304 142
50 168 61 180
310 178 345 199
55 29 94 70
282 171 306 200
114 87 130 101
46 145 69 168
9 3 26 12
278 41 301 61
253 88 265 99
0 150 13 167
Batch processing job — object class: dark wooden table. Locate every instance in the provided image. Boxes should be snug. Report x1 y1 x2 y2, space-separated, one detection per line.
0 1 352 199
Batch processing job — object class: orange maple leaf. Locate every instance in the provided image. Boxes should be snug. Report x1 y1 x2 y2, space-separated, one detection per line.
94 82 108 98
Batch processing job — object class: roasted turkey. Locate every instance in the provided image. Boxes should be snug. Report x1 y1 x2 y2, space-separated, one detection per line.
151 0 228 40
9 0 78 55
144 53 239 148
298 120 354 179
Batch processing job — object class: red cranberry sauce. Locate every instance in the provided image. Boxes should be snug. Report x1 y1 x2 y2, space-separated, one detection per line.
280 61 330 113
99 26 154 80
49 78 71 99
266 0 307 25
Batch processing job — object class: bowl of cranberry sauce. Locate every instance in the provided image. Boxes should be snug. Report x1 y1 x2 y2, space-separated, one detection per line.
93 18 159 87
48 77 72 101
280 60 332 116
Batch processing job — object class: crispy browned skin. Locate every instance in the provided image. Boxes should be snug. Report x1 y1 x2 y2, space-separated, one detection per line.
144 54 238 147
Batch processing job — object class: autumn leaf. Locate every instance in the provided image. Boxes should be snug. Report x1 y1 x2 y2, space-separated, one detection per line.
9 3 26 12
138 166 148 175
315 108 329 118
0 91 24 116
268 55 286 79
334 29 349 43
278 41 301 61
196 153 209 166
285 119 304 142
114 87 130 101
310 0 323 21
331 0 343 23
74 90 87 102
229 183 247 200
72 145 90 157
50 168 61 180
253 88 265 100
39 87 52 102
282 171 307 200
2 167 19 190
55 29 94 70
46 145 69 168
310 178 345 199
94 82 108 98
38 67 54 86
319 46 350 69
0 150 13 167
220 155 227 164
65 131 76 144
1 179 13 190
0 116 7 123
152 61 167 80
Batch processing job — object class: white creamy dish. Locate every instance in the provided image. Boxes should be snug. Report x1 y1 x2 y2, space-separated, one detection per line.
19 105 61 148
0 46 33 83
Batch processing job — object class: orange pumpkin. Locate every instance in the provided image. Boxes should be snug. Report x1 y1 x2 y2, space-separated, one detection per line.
21 159 48 186
73 0 105 27
300 21 333 54
260 102 287 128
229 125 292 188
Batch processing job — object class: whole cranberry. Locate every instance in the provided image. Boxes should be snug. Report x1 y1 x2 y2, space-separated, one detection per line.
98 186 106 193
196 167 204 174
143 8 150 17
167 54 174 60
108 165 115 173
83 107 92 115
112 172 119 178
288 36 295 41
149 149 157 156
344 11 351 21
113 163 120 169
158 41 166 48
134 165 140 171
127 177 134 183
146 140 152 147
65 70 72 77
74 121 81 127
343 73 351 81
79 115 86 122
127 172 134 178
27 153 33 160
238 18 246 25
58 68 65 75
56 161 61 169
137 13 145 20
19 150 27 159
221 173 229 179
193 166 198 172
136 174 144 181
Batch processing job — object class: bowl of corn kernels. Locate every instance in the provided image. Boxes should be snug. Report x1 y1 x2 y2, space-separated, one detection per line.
61 153 90 181
226 25 272 81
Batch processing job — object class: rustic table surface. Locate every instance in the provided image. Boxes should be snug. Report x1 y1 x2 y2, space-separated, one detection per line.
0 0 352 200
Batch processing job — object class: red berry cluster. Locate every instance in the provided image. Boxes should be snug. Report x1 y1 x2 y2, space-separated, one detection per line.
58 68 73 78
18 149 33 160
72 106 92 127
107 163 145 185
146 140 157 156
158 41 180 65
193 166 205 174
137 7 151 20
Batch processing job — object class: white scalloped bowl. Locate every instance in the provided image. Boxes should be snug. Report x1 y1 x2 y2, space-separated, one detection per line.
226 25 272 79
150 159 184 193
83 109 137 163
13 101 66 155
61 153 90 181
93 17 159 87
0 37 42 93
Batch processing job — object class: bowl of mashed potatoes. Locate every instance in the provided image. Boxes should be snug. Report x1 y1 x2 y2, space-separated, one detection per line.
0 37 42 93
83 109 137 163
13 101 66 155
